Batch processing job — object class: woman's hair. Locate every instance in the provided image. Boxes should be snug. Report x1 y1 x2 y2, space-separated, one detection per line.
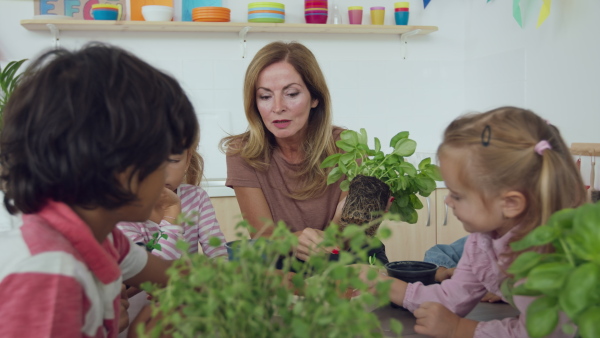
220 41 338 200
185 136 204 186
1 43 198 214
438 106 586 256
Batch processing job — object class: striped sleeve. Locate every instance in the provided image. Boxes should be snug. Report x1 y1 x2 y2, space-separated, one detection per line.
194 188 228 259
116 221 146 245
0 262 85 337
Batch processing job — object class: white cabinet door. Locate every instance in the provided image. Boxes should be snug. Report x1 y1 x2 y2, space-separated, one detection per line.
380 195 437 262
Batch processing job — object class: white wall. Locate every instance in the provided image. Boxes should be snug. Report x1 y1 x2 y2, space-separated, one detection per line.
1 0 598 190
464 0 600 189
0 0 466 182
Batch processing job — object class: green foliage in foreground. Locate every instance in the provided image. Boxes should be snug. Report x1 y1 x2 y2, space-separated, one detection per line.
138 220 402 338
502 202 600 338
320 129 442 223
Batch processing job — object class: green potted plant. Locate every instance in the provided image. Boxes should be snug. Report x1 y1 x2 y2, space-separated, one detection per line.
138 220 403 337
0 59 27 128
502 202 600 338
320 128 442 236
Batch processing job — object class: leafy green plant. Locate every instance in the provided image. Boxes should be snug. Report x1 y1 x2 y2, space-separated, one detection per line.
502 202 600 338
0 59 27 127
321 128 442 224
145 229 168 252
138 220 402 337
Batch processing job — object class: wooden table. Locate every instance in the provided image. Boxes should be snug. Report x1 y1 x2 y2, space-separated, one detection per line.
373 302 520 337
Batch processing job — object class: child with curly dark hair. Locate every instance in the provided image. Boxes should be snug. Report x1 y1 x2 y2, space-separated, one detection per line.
0 43 198 337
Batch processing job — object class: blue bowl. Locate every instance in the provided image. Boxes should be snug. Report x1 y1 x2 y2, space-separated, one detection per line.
394 11 409 25
248 13 285 19
93 9 118 20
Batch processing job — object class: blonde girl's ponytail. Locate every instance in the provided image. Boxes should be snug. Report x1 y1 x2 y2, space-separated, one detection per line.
185 136 204 187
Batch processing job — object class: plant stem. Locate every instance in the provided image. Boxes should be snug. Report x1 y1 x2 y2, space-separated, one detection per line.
559 238 575 267
368 154 390 177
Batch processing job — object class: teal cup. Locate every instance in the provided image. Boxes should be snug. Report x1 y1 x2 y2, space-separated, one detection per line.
394 11 409 25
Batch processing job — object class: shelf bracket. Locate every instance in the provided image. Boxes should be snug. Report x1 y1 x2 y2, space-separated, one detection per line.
239 26 251 59
47 23 60 50
399 29 421 60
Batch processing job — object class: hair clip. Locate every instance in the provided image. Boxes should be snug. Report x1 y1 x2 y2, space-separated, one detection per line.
535 140 552 155
481 125 491 147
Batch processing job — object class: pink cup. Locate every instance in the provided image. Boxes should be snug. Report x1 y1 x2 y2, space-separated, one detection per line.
348 9 362 25
305 13 328 24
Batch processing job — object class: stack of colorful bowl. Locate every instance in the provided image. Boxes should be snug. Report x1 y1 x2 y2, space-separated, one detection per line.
248 2 285 23
192 6 231 22
91 3 122 20
304 0 328 24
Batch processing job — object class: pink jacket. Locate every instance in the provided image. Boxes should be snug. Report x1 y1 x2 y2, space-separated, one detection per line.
403 228 575 338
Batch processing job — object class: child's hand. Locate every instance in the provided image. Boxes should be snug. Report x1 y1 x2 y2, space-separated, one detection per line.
414 302 478 338
414 302 460 338
352 264 390 291
435 267 456 282
480 292 502 303
149 187 181 224
118 284 130 333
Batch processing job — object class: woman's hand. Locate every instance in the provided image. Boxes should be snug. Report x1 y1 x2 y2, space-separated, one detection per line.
149 187 181 224
294 228 331 261
414 302 477 338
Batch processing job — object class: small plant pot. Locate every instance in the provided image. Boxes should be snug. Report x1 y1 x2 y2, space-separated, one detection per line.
385 261 438 308
340 175 390 236
225 239 261 261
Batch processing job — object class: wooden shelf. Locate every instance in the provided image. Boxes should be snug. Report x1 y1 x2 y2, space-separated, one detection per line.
21 20 438 35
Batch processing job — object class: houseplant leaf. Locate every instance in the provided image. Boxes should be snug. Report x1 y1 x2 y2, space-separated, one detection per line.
577 306 600 338
526 296 559 338
558 263 600 319
389 131 409 148
523 262 572 296
392 139 416 157
321 153 342 168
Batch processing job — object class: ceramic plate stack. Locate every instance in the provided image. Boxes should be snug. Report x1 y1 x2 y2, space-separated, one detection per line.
192 6 231 22
248 2 285 23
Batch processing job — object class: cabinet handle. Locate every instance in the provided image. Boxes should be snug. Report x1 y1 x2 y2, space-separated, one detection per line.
426 196 430 227
443 195 448 226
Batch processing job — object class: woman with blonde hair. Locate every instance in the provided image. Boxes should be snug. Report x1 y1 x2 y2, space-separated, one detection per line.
221 41 347 261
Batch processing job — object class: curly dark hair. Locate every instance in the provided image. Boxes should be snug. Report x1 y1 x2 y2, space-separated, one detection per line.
0 43 198 214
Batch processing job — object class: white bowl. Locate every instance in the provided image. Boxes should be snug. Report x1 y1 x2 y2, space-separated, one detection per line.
142 5 173 21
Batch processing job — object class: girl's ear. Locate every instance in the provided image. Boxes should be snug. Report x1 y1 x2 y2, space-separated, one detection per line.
501 191 527 219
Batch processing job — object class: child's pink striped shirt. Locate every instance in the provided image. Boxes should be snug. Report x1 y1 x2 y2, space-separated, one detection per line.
117 184 227 260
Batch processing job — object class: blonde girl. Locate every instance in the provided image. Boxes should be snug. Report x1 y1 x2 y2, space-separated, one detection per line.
117 138 227 338
363 106 586 338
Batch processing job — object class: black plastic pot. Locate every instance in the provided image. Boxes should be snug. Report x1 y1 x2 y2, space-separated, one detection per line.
385 261 438 309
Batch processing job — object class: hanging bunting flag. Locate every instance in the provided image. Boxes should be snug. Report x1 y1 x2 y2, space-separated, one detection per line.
423 0 431 8
513 0 523 27
537 0 551 27
487 0 492 2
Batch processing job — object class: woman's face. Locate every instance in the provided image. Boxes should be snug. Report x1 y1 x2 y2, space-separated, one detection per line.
255 61 318 144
